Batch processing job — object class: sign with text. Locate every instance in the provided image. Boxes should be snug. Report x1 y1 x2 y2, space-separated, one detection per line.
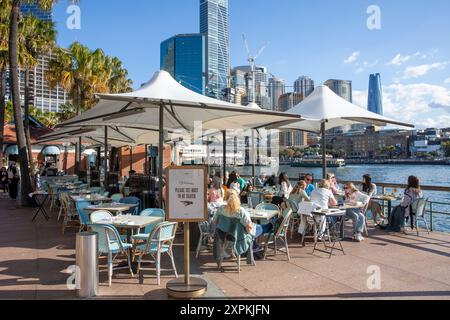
166 166 208 222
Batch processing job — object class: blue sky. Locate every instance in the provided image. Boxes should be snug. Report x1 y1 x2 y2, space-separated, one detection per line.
52 0 450 128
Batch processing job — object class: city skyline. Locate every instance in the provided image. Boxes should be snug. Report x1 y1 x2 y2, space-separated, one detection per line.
50 0 450 129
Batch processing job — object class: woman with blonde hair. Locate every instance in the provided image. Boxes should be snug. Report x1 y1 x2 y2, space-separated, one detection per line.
214 190 272 248
326 173 341 195
344 182 370 242
289 180 310 204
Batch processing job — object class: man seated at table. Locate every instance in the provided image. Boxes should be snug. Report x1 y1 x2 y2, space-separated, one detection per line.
304 174 315 197
344 183 370 242
213 190 273 252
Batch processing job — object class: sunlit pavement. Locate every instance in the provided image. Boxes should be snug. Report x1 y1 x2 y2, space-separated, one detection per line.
0 192 449 300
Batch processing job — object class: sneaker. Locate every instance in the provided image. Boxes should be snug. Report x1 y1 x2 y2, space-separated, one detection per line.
355 233 364 242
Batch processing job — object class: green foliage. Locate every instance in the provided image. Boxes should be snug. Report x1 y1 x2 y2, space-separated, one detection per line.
443 141 450 157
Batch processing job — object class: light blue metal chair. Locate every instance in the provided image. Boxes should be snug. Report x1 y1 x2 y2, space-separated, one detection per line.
132 209 166 241
90 210 113 224
135 222 178 285
102 191 110 197
110 193 123 202
255 203 279 212
90 224 134 286
75 200 91 231
262 209 292 261
90 187 102 194
119 196 141 215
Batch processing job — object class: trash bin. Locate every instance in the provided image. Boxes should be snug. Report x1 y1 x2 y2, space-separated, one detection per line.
76 232 98 299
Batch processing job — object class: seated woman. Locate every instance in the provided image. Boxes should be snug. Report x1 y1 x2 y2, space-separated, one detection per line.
208 180 224 204
214 190 273 251
326 173 341 195
226 172 241 194
289 180 310 206
299 179 337 240
361 174 383 226
240 182 254 205
344 183 370 242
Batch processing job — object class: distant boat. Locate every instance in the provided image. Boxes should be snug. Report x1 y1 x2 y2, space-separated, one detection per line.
291 157 346 168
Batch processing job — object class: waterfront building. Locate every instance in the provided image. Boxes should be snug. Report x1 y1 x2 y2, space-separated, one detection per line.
230 68 247 105
294 76 315 97
200 0 230 100
4 2 68 113
332 126 413 159
368 73 383 115
268 77 285 111
278 92 307 148
160 34 207 95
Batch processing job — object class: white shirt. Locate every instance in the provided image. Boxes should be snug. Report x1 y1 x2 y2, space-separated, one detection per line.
310 188 336 210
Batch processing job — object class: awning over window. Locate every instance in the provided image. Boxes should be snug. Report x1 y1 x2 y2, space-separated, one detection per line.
41 146 61 156
5 145 19 156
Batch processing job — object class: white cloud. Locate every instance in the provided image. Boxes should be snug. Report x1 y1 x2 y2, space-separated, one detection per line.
354 83 450 128
402 62 449 79
388 53 419 66
344 51 360 64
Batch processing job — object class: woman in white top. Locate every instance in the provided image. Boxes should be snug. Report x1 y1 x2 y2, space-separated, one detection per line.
298 179 337 238
345 183 370 242
361 174 383 225
278 172 292 199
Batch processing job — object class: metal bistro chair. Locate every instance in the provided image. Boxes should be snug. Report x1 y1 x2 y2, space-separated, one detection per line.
135 222 178 285
297 201 317 247
262 209 292 261
60 193 79 234
247 191 264 209
133 209 166 242
119 197 141 215
362 201 370 237
75 200 91 232
110 193 123 202
195 220 214 259
90 224 134 286
410 198 430 236
286 198 300 239
255 203 279 212
90 210 113 224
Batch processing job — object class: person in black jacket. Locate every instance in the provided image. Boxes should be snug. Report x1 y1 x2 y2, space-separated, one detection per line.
0 167 8 193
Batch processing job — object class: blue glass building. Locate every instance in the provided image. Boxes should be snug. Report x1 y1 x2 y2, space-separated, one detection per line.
368 73 383 115
20 1 52 21
200 0 230 100
160 34 206 95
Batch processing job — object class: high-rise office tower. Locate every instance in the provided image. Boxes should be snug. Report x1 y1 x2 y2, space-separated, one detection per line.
5 2 67 113
268 77 285 111
294 76 315 97
232 65 270 109
160 34 207 95
368 73 383 115
278 93 307 147
200 0 230 100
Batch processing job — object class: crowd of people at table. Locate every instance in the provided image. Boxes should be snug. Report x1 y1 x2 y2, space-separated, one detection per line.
206 169 426 246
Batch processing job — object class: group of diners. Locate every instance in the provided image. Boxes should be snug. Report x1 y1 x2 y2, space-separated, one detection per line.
206 169 426 246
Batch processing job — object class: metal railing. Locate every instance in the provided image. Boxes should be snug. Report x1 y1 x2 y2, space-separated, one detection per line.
241 174 449 232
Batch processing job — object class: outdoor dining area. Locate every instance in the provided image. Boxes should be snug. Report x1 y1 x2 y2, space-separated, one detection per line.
27 70 417 293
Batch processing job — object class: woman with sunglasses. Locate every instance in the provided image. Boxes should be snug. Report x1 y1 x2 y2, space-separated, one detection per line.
344 183 370 242
361 174 383 226
303 174 315 197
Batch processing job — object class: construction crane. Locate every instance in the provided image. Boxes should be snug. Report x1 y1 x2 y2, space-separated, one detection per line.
242 34 268 105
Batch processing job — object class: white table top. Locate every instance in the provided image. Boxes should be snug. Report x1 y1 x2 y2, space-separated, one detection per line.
249 208 279 220
84 203 137 213
95 215 163 229
312 208 346 216
70 195 111 202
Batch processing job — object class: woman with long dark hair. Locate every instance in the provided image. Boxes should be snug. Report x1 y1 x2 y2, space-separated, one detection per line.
361 174 383 225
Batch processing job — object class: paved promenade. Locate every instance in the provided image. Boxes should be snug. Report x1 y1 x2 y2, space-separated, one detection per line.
0 192 449 300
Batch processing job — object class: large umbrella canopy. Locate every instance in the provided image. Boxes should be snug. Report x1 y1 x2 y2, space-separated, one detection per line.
56 70 303 132
277 85 414 178
278 85 414 132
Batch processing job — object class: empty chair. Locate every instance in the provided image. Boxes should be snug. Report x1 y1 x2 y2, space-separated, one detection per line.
262 209 292 261
255 203 279 212
135 222 178 285
133 209 166 241
110 193 123 202
119 196 141 215
75 200 91 232
60 193 79 234
410 198 430 236
195 221 213 259
90 210 113 224
90 224 134 286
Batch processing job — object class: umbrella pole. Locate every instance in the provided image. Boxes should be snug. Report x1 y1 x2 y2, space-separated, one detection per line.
251 130 256 185
159 104 164 209
321 122 327 179
129 146 133 171
104 126 108 189
222 130 226 185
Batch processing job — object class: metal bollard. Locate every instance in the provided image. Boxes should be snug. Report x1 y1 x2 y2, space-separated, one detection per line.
76 232 98 299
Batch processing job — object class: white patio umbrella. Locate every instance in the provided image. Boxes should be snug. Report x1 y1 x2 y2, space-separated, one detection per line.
278 85 414 178
56 70 305 205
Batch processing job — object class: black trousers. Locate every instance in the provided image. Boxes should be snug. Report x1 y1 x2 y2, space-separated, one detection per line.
9 180 18 200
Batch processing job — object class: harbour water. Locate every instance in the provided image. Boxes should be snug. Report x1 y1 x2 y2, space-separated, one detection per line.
232 164 450 233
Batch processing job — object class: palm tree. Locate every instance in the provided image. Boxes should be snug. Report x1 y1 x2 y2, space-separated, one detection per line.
20 15 56 173
0 0 11 166
8 0 55 204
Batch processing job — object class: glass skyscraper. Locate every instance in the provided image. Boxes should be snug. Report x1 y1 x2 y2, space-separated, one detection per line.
200 0 230 100
20 1 52 21
368 73 383 115
160 34 206 95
